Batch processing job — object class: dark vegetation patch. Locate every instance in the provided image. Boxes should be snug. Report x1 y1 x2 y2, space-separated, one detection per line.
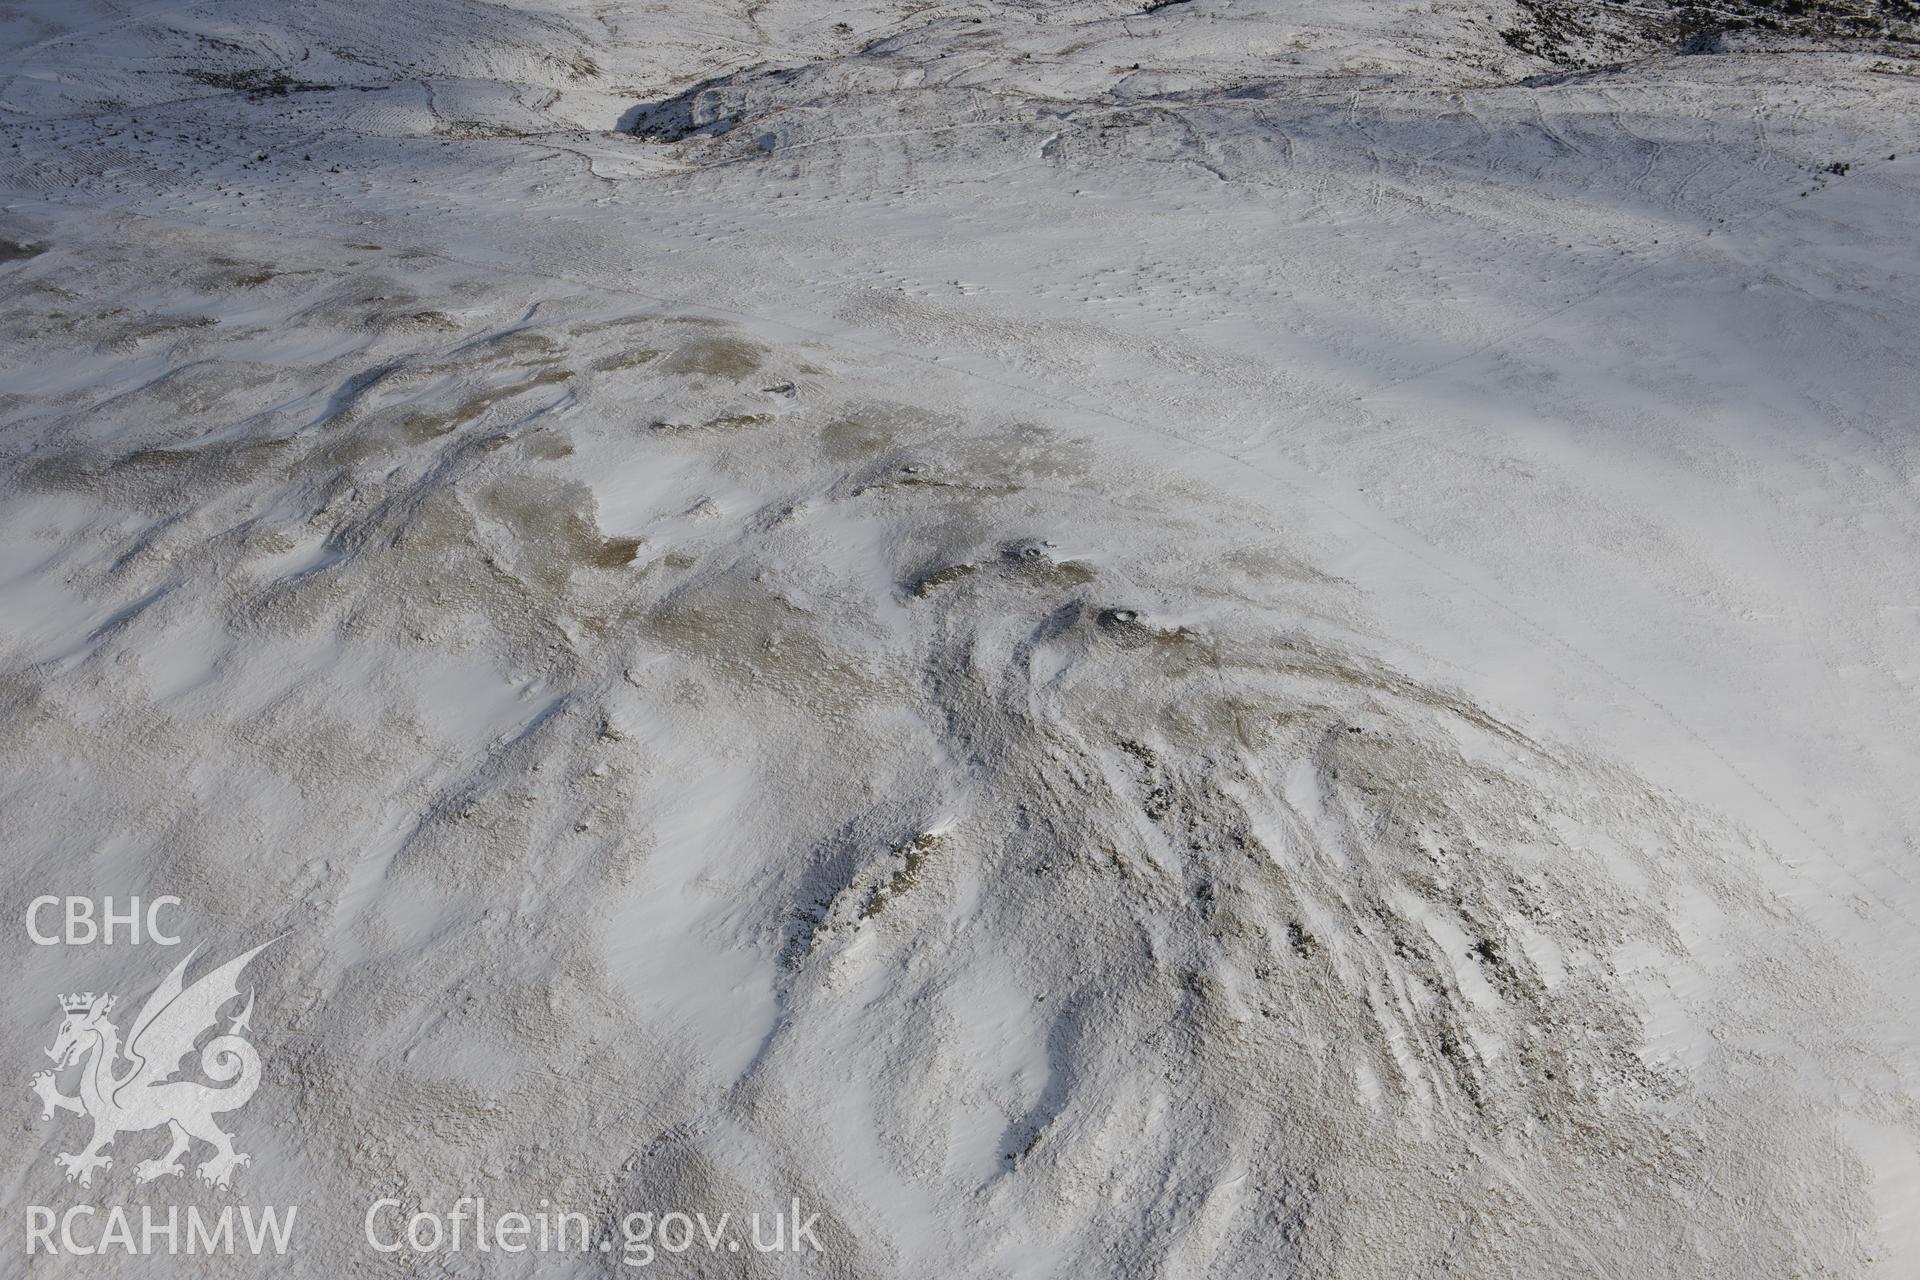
183 68 343 98
1502 0 1918 68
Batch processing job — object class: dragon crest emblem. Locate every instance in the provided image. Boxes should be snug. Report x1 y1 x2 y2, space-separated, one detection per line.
30 941 273 1189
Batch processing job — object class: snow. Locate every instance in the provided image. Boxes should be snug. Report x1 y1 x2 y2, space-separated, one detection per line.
2 0 1918 1274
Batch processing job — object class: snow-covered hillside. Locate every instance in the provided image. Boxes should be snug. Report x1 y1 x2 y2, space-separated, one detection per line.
2 2 1917 1276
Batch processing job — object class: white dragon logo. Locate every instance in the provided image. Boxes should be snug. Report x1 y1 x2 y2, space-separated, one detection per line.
30 942 272 1189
